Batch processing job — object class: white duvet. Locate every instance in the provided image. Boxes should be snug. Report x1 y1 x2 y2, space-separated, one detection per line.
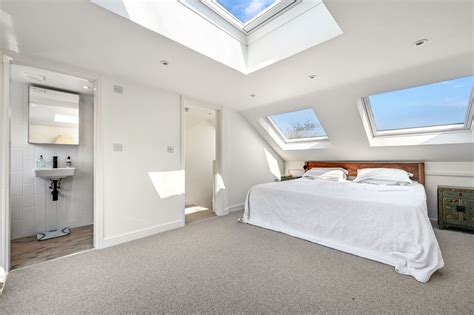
241 179 444 282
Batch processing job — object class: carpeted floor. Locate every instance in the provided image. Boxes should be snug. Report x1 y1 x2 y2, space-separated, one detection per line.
1 211 473 313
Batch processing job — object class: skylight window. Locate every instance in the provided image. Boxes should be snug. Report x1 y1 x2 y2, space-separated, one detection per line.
201 0 299 33
364 76 474 136
217 0 277 23
269 108 327 141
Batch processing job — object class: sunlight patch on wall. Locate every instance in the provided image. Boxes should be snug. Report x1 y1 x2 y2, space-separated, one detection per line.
214 173 226 194
264 148 281 179
148 170 185 199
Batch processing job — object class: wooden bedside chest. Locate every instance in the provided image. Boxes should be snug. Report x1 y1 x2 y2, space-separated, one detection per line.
438 186 474 231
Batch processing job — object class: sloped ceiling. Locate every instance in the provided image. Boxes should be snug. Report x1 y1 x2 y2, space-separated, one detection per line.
1 0 473 162
242 53 474 162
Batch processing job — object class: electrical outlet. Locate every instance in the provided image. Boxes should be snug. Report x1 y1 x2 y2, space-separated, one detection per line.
113 143 123 151
167 146 174 153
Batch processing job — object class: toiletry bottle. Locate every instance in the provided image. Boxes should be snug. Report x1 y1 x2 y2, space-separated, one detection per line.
36 155 44 168
52 156 58 169
66 156 72 168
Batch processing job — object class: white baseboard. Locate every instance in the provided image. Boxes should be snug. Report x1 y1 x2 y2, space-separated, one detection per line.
103 219 184 248
225 203 244 213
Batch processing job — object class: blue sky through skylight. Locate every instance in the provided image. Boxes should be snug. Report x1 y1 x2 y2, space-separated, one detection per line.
270 108 327 140
369 76 474 131
217 0 277 23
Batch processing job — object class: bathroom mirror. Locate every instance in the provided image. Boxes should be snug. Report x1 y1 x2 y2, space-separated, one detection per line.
28 86 80 145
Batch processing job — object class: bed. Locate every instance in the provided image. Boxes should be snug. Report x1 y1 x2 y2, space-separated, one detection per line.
240 161 444 282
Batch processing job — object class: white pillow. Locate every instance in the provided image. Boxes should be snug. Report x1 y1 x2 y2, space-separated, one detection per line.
356 179 413 186
354 168 413 185
303 167 347 182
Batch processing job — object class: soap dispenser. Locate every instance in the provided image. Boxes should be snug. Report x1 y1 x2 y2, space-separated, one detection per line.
36 155 45 168
66 156 72 168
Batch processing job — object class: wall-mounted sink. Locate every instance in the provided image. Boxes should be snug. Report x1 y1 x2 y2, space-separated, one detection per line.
33 168 76 180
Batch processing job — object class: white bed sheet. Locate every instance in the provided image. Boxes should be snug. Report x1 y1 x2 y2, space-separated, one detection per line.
241 179 444 282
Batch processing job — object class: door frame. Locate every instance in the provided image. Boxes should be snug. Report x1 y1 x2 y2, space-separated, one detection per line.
0 51 105 275
180 97 225 219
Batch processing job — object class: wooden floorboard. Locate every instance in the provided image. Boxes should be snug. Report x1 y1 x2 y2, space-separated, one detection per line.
11 225 93 270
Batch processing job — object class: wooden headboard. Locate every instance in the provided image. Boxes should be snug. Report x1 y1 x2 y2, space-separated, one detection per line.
304 161 425 185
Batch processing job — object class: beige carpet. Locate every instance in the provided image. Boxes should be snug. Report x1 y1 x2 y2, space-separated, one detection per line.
1 211 473 313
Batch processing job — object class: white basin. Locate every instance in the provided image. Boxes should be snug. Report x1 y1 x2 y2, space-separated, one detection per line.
33 168 76 180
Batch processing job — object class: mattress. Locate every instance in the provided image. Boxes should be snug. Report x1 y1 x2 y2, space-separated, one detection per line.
241 179 444 282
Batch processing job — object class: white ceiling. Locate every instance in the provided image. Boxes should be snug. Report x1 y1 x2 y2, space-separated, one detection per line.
1 0 472 111
10 64 95 95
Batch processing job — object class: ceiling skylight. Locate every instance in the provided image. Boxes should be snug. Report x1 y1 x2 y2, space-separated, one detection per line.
92 0 343 74
217 0 277 23
269 108 327 141
364 75 474 136
202 0 299 33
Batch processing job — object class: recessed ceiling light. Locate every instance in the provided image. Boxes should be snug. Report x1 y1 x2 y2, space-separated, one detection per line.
185 107 190 112
308 74 316 79
83 85 90 90
160 60 169 66
413 39 428 47
250 94 256 98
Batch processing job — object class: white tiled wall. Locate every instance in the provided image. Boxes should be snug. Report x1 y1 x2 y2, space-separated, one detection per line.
9 82 94 239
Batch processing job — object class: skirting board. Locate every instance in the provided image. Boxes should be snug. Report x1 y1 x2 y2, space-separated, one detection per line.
225 203 244 213
103 219 184 248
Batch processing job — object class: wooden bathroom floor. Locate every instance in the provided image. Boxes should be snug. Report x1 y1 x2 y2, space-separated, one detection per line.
185 205 216 224
10 225 93 270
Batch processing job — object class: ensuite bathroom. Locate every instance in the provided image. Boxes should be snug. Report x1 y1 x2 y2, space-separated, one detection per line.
9 63 95 270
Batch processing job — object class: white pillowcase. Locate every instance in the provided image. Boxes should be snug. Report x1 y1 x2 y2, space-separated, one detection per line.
354 168 413 185
303 167 348 182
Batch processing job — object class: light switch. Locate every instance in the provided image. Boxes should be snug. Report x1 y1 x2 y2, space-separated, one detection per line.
113 143 123 151
167 146 174 153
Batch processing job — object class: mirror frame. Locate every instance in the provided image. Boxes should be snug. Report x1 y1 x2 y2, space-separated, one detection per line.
28 85 81 146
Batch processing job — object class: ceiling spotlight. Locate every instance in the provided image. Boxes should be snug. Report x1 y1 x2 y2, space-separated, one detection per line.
413 39 428 47
250 94 256 98
185 107 190 112
83 85 90 90
308 74 316 79
160 60 169 66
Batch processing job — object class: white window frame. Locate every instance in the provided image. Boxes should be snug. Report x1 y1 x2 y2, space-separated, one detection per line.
201 0 299 34
267 109 329 144
362 84 474 137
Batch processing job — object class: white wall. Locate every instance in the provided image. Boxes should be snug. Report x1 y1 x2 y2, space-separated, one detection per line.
9 81 94 239
100 77 184 247
425 162 474 219
185 109 215 210
222 108 284 211
0 52 8 281
285 160 474 220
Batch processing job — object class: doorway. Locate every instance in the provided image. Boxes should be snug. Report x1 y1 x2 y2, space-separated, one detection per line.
184 104 217 224
8 63 95 269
